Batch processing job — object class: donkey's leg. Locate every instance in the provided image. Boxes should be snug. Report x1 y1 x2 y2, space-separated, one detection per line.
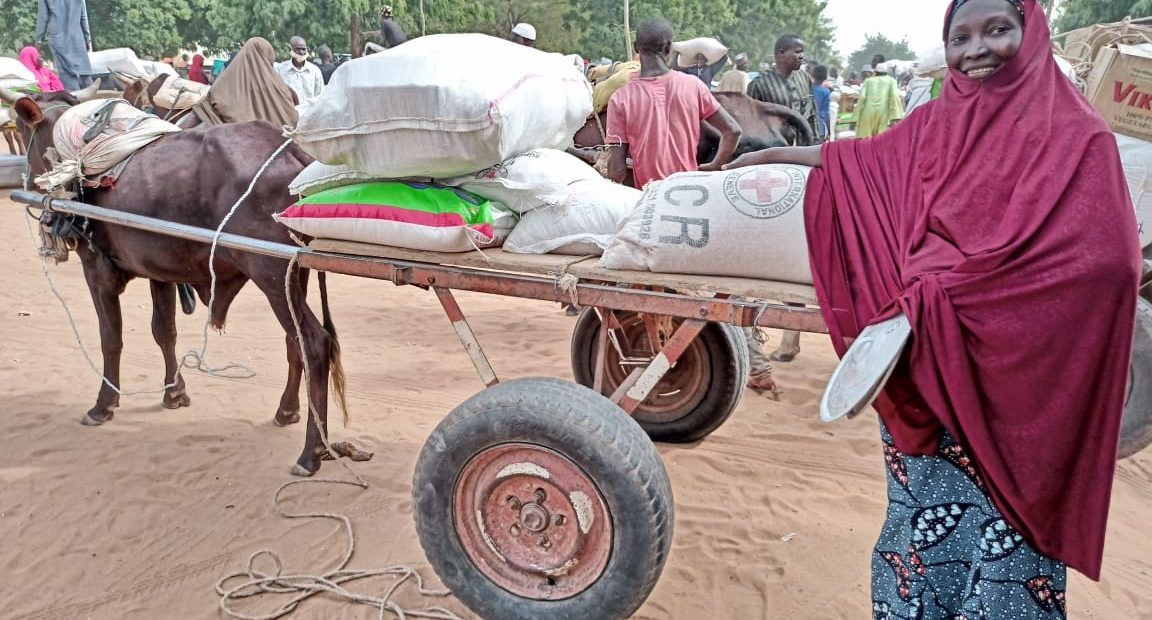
274 334 304 427
150 280 190 409
274 269 310 427
78 254 130 426
253 267 331 476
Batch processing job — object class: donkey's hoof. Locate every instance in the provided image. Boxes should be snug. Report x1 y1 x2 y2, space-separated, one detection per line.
162 392 191 410
81 411 112 426
290 463 317 477
274 410 301 427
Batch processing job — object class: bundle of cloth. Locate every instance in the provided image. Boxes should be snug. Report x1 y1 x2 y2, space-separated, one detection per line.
279 33 643 256
34 98 181 191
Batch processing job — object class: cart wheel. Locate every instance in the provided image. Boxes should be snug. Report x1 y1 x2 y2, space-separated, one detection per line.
412 378 673 620
571 309 745 443
1121 298 1152 459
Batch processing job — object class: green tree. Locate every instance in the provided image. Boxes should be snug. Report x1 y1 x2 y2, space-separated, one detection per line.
1053 0 1152 32
566 0 737 62
0 0 35 54
726 0 839 70
88 0 199 58
205 0 376 57
847 33 915 75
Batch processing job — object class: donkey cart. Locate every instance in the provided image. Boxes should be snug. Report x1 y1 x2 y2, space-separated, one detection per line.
10 189 829 619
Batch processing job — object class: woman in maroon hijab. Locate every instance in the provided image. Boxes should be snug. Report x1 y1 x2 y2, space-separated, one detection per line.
729 0 1140 615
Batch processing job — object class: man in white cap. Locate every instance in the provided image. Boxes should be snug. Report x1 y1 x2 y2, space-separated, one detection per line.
511 23 537 47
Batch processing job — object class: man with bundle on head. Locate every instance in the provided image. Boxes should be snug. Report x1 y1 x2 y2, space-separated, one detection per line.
379 5 408 48
511 23 537 47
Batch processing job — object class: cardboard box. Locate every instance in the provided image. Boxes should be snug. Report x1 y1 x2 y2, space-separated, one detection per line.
1060 20 1152 65
1085 44 1152 142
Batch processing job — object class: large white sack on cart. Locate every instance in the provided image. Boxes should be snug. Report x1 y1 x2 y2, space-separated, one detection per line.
1115 132 1152 248
601 165 813 285
290 33 593 179
505 178 642 255
0 57 36 82
88 48 176 80
441 148 601 213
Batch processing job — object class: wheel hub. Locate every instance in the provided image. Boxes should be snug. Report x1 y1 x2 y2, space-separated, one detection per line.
454 443 613 600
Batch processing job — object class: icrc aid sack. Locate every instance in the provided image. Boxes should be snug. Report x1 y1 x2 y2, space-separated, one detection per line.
600 165 813 284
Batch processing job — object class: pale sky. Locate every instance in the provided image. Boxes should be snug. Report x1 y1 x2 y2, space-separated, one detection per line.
824 0 954 59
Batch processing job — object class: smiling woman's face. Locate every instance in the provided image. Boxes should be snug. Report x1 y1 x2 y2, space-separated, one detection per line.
946 0 1025 81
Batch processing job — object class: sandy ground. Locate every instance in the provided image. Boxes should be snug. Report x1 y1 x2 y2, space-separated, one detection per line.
0 188 1149 620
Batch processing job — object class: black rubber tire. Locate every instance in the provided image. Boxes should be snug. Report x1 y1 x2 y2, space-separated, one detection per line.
1121 298 1152 459
571 309 745 443
412 378 674 620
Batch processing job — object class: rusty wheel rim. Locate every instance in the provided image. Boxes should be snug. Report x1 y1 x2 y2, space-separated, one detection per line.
602 313 711 423
453 443 613 600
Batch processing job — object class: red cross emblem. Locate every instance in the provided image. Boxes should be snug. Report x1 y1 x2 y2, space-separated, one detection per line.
738 171 790 203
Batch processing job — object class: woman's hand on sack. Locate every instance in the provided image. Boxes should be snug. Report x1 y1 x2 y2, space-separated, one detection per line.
699 161 725 172
722 152 764 170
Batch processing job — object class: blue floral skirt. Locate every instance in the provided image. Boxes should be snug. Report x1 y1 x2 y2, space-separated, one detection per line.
872 425 1067 619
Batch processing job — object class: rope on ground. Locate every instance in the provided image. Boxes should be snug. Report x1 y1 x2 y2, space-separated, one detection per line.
215 475 461 620
216 252 457 620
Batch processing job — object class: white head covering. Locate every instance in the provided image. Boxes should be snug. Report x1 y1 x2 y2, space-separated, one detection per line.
511 23 537 41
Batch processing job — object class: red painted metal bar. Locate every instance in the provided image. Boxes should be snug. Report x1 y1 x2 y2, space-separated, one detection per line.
592 309 612 394
433 286 499 387
299 252 827 333
609 318 709 414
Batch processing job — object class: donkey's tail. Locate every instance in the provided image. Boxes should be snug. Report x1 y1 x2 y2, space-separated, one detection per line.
318 271 349 427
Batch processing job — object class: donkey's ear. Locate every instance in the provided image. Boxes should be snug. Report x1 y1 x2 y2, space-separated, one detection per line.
13 97 44 126
0 88 44 125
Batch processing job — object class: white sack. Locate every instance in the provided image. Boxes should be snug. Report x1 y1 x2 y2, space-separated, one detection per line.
290 161 391 196
601 165 813 284
290 34 593 179
505 179 642 255
0 57 35 82
1115 133 1152 248
441 148 601 213
672 38 728 67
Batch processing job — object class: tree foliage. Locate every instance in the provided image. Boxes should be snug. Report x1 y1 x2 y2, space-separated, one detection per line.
564 0 835 67
726 0 839 70
847 33 916 75
1053 0 1152 32
2 0 835 66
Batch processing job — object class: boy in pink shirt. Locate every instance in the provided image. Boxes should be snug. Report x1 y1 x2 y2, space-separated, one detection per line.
607 19 741 188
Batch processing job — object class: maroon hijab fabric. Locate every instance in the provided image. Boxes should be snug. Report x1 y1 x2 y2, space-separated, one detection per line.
805 0 1141 578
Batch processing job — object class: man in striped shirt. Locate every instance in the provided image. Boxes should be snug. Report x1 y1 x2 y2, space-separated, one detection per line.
746 33 816 365
747 34 817 139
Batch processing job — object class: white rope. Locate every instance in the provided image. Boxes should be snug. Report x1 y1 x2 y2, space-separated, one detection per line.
214 475 460 620
25 138 293 397
179 139 296 379
211 245 457 620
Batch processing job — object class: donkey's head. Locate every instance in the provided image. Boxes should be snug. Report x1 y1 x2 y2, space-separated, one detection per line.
0 82 100 186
